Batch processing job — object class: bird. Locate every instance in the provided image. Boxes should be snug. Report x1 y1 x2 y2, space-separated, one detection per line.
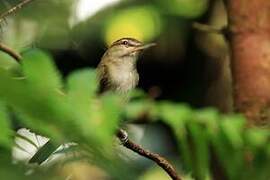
97 37 155 94
28 37 155 164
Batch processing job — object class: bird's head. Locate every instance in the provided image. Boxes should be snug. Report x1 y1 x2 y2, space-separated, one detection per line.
105 38 156 60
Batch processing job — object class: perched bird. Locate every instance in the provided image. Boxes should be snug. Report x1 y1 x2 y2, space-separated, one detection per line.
97 37 155 94
28 37 155 164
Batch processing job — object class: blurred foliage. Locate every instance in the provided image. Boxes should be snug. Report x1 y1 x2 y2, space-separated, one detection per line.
0 49 268 180
0 49 136 179
0 0 269 180
0 0 74 49
155 0 209 18
126 100 270 180
0 0 204 52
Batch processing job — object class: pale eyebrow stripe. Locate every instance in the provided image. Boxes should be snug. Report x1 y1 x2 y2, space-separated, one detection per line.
110 38 142 47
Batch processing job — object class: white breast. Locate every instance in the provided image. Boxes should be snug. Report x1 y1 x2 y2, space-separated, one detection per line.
108 62 139 93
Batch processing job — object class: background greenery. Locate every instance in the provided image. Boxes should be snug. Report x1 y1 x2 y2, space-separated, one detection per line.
0 0 269 179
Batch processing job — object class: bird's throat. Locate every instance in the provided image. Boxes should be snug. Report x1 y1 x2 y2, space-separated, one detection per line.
107 59 139 93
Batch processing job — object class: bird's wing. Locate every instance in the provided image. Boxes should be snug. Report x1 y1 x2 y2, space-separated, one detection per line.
97 63 111 94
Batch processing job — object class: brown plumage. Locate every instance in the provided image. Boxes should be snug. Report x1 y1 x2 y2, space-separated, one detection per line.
97 38 155 94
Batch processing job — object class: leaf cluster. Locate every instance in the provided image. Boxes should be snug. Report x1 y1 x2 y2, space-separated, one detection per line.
0 50 269 180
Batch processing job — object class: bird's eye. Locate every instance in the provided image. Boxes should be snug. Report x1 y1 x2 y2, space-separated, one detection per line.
122 40 128 46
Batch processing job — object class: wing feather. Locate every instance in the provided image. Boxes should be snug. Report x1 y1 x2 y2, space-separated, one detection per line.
97 63 110 94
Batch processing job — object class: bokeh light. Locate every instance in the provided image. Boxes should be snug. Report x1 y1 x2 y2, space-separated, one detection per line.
104 6 163 45
76 0 121 22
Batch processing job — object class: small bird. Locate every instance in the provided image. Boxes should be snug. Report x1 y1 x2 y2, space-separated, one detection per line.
29 37 155 164
97 37 156 94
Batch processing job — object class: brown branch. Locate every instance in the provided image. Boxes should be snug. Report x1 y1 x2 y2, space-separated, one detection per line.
0 42 22 62
0 0 35 24
117 129 182 180
0 0 36 62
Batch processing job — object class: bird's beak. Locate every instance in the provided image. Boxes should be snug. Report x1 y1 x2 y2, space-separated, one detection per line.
130 43 156 53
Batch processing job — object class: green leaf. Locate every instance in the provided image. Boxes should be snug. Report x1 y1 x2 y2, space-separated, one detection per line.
0 101 12 148
245 128 270 148
66 69 98 109
0 52 21 75
211 115 246 180
195 108 219 133
188 122 210 179
220 115 245 148
159 102 191 127
99 93 122 144
22 49 62 91
158 102 193 170
66 69 98 138
0 61 73 142
125 99 157 121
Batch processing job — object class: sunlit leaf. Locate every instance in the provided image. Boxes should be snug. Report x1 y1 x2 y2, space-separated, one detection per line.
188 123 210 179
220 115 245 148
66 69 98 138
22 49 62 91
0 52 21 75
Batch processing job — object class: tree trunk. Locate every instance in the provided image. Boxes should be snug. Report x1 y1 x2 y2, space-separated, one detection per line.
226 0 270 126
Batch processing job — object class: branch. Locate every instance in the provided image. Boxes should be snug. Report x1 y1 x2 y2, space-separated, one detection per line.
192 22 227 34
0 1 36 62
0 42 22 62
0 0 35 24
117 129 182 180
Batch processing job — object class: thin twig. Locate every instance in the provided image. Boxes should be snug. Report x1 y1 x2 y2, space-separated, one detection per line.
0 42 22 62
117 129 182 180
0 0 35 24
0 0 36 62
